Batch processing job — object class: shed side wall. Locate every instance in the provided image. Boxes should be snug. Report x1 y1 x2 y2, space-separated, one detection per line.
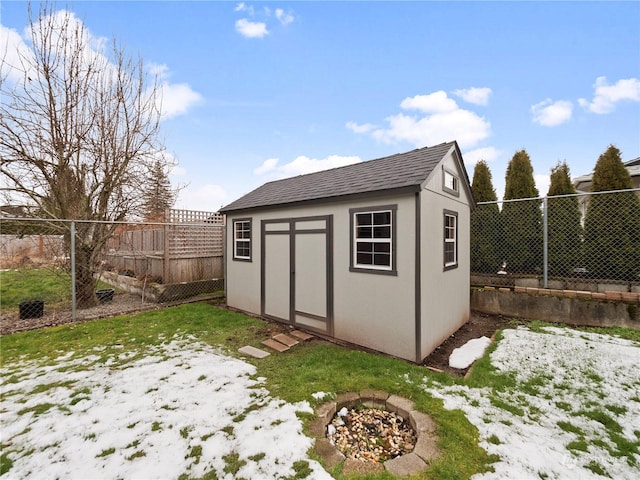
419 152 472 360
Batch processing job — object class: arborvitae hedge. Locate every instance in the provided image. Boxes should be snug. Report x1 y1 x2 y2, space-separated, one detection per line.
583 145 640 281
547 161 582 276
470 160 501 273
502 150 542 274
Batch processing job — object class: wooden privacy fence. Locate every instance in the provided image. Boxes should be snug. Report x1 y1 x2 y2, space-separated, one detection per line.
103 209 224 284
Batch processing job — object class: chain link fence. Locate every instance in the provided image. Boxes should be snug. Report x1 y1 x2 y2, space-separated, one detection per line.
471 188 640 291
0 211 224 334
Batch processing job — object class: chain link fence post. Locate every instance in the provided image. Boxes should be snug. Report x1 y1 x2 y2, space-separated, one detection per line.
542 196 548 289
70 220 76 322
471 188 640 291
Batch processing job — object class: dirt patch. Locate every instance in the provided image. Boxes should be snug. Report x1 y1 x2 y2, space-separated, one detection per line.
423 311 527 376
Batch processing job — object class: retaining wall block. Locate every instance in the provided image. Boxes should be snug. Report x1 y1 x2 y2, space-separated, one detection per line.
605 291 623 301
385 453 428 477
514 277 539 288
598 283 629 293
335 392 360 409
386 395 415 419
471 289 639 330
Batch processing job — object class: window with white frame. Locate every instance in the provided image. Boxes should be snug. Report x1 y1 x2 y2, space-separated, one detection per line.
444 211 457 269
443 168 459 196
350 206 396 274
233 219 252 261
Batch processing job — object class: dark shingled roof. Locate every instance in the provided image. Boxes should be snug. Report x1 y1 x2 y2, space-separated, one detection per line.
221 141 459 212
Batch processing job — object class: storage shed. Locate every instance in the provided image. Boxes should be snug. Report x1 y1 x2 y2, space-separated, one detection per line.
220 141 476 363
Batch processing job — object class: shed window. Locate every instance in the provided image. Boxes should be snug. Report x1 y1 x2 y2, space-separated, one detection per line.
350 206 397 275
443 169 459 196
444 211 457 270
233 219 252 261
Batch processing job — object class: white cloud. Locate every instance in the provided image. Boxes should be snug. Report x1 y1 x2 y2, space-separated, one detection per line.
254 154 362 180
253 158 279 175
148 62 170 78
535 173 550 196
345 121 376 134
175 184 228 211
2 14 201 121
372 109 491 150
235 18 269 38
234 2 253 14
148 63 203 119
578 76 640 114
350 90 491 150
463 146 501 166
0 25 35 83
275 8 295 26
233 4 294 38
531 99 573 127
400 91 458 113
453 87 492 106
170 164 187 176
158 82 203 120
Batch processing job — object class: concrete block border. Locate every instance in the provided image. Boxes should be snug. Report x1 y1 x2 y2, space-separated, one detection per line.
311 390 440 477
472 287 640 330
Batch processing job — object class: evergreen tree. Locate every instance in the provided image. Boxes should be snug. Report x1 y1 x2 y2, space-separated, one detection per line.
470 160 501 273
142 160 175 221
502 149 542 273
547 161 582 276
584 145 640 280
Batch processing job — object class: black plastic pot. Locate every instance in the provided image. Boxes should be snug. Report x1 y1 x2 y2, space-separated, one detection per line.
19 300 44 319
96 288 115 302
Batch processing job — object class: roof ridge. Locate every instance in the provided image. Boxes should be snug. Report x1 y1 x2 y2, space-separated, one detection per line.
260 141 456 187
221 141 458 212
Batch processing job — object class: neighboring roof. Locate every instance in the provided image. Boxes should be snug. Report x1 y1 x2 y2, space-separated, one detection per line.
573 157 640 191
625 157 640 167
221 141 464 212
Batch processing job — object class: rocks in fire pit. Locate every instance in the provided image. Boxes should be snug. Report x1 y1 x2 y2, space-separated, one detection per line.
327 405 416 462
311 390 440 477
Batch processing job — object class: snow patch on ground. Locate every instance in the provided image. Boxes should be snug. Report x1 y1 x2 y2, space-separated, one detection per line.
448 336 492 369
425 327 640 479
1 338 332 480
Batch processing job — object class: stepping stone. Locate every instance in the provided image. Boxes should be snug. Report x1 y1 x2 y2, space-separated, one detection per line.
238 345 270 359
290 330 314 341
262 338 290 352
273 333 299 347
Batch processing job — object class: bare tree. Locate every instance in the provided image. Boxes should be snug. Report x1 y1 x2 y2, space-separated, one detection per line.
0 3 173 307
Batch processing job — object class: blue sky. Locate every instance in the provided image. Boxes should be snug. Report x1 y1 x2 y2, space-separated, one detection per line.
2 1 639 211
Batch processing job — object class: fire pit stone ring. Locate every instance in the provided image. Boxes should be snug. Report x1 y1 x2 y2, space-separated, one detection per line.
310 390 440 477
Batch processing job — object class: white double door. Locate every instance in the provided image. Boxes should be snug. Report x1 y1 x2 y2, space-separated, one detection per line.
261 216 332 335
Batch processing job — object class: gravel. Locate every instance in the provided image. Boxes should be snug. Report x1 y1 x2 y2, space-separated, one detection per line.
327 406 417 463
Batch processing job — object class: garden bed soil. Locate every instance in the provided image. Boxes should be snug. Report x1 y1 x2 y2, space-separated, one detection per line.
422 312 525 376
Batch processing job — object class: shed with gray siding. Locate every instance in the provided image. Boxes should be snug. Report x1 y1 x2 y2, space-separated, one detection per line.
220 141 475 363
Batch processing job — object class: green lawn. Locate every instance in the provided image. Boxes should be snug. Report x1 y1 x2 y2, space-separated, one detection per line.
4 303 637 479
0 268 117 311
0 303 492 479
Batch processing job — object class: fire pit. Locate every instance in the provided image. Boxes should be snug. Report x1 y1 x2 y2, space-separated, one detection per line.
327 405 416 462
311 390 440 476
